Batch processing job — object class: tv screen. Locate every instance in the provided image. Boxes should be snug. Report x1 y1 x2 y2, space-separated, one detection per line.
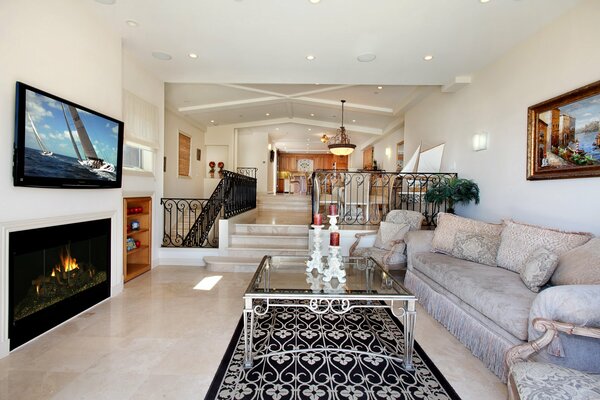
13 82 124 188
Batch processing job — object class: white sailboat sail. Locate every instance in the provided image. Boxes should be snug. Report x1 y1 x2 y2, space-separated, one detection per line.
27 112 52 156
417 144 445 173
61 104 83 161
400 144 421 173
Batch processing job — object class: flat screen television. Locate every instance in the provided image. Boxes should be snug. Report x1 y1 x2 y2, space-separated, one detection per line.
13 82 124 188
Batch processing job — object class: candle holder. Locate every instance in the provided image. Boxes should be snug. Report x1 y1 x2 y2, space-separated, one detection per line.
306 224 324 273
328 214 339 231
323 245 346 283
306 271 323 293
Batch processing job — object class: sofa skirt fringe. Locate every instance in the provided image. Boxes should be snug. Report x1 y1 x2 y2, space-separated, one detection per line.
405 270 514 382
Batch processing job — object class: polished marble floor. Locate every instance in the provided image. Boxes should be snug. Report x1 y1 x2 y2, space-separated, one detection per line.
0 265 506 400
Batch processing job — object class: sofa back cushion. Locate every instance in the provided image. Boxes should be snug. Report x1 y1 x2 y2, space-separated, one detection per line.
451 230 501 266
496 220 592 273
432 213 503 256
551 238 600 285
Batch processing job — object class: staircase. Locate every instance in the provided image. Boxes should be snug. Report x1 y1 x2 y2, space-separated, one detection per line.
204 194 311 272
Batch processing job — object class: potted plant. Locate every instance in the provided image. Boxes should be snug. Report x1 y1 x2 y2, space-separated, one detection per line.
209 161 216 178
424 177 480 213
217 161 225 178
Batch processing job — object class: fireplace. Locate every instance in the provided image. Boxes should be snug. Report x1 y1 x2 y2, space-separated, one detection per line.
9 218 111 350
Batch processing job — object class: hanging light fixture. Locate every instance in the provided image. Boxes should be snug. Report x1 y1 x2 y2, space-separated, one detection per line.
320 134 329 143
328 100 356 156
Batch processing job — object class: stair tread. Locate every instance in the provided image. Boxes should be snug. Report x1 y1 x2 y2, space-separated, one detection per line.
228 244 309 250
204 256 261 264
231 234 308 239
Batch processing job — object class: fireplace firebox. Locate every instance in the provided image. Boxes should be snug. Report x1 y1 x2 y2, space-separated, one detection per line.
9 218 111 350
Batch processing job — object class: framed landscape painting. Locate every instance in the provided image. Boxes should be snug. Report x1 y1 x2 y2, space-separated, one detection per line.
527 80 600 180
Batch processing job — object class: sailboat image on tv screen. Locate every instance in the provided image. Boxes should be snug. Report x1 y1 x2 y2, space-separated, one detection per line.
27 112 53 156
62 104 115 175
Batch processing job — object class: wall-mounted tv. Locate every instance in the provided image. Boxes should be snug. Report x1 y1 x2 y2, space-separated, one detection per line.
13 82 124 188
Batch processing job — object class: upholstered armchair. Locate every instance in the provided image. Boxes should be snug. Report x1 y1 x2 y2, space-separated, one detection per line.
349 210 424 270
505 318 600 400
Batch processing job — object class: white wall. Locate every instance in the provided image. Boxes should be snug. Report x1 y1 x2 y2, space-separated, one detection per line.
349 128 404 172
204 125 235 195
164 109 205 198
237 129 269 192
404 0 600 235
121 51 165 268
0 0 123 355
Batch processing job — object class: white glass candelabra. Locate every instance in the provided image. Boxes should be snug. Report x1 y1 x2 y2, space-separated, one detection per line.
306 224 324 273
323 245 346 283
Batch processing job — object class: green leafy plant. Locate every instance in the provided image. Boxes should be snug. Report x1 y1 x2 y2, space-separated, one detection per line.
424 177 480 213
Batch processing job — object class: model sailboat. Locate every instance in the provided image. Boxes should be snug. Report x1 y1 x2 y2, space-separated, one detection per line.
400 143 445 173
62 105 115 174
27 112 53 156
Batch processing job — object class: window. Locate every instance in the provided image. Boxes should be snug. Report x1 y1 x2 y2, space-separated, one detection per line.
123 142 154 173
178 132 191 177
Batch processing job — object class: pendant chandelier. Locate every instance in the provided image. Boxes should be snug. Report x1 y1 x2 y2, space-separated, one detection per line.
328 100 356 156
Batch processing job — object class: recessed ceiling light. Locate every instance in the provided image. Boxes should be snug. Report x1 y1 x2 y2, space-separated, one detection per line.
306 55 316 61
210 120 215 123
424 55 434 61
152 51 172 61
308 128 312 131
480 0 491 3
357 53 376 62
188 53 198 59
125 20 139 27
276 128 279 130
352 119 356 123
265 113 270 116
377 86 383 90
310 113 315 117
309 0 321 4
95 0 116 4
315 83 320 85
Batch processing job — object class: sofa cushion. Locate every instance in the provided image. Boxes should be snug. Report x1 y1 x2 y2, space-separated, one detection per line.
451 230 500 266
551 238 600 286
520 248 559 293
496 220 592 273
373 222 410 251
412 252 537 340
432 213 503 255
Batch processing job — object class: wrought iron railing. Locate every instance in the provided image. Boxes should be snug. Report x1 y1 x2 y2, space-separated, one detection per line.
236 167 258 179
161 170 257 247
311 170 457 226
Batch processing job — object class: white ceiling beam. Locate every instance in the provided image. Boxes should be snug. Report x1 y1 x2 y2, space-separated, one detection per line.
286 102 294 119
218 83 288 98
209 116 382 135
177 96 283 113
441 76 472 93
292 97 393 115
287 84 355 98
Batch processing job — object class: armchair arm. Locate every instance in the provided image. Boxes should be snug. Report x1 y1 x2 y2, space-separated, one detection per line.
505 318 600 369
349 231 377 255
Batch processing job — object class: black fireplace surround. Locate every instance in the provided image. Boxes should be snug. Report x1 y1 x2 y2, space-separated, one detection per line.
9 218 111 350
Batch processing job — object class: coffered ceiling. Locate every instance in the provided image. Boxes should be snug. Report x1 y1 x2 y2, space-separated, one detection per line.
86 0 583 152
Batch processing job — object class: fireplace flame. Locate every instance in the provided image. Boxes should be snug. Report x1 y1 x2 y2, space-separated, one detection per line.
53 245 79 276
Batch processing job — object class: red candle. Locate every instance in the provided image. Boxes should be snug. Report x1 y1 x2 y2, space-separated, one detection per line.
329 203 338 216
313 213 323 225
330 231 340 246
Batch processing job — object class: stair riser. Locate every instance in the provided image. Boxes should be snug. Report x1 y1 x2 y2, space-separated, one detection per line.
235 224 308 235
230 236 308 247
221 249 310 257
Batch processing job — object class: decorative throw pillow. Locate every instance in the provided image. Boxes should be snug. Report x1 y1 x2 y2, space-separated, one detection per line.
373 222 410 251
496 220 592 273
451 230 500 266
520 247 559 292
551 238 600 286
431 212 503 255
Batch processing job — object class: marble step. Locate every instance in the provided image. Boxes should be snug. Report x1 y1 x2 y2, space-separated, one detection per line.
222 247 310 258
234 223 309 236
230 234 309 247
203 256 262 272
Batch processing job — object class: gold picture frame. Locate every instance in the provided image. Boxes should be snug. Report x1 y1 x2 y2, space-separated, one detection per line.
527 80 600 180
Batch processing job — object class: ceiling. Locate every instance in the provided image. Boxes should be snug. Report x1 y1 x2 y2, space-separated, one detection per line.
86 0 582 152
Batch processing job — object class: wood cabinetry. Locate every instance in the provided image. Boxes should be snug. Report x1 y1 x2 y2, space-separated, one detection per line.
277 153 348 172
123 197 152 282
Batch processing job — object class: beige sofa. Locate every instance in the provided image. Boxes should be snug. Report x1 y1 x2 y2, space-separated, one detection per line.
404 213 600 381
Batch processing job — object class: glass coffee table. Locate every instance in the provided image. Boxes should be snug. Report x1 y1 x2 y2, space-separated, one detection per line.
242 255 417 370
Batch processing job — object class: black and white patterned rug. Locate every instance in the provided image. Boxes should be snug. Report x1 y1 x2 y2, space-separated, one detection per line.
206 303 461 400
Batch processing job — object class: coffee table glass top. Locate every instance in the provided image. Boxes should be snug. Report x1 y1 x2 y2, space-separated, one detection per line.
245 255 414 299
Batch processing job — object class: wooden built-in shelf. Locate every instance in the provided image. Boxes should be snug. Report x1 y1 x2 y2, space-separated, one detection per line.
123 197 152 282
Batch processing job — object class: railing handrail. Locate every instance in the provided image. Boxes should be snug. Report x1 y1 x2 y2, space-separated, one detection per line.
161 169 257 248
311 170 457 226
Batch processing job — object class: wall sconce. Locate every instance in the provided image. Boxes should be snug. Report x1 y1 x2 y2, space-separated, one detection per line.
385 147 392 159
472 132 488 151
268 143 272 151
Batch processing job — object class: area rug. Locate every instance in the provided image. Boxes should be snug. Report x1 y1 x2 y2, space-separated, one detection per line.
206 303 461 400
